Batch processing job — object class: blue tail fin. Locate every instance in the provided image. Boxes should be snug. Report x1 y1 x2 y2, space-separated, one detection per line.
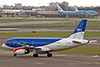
69 19 87 39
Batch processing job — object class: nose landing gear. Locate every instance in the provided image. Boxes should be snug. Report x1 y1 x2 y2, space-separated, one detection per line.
33 54 38 57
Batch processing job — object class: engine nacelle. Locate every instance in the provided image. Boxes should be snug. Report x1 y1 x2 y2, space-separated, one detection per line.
14 48 26 55
14 48 30 55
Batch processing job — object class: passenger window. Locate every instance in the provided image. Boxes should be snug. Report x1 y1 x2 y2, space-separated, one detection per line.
58 42 61 44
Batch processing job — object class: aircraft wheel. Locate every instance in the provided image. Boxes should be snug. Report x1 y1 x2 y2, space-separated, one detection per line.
33 54 38 57
47 53 52 57
14 53 17 56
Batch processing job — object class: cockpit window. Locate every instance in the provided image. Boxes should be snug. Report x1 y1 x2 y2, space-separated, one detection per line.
5 40 9 44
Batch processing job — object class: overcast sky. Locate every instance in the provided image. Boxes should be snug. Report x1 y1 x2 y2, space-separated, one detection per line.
0 0 100 7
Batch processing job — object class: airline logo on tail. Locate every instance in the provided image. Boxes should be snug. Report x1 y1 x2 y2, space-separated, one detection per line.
77 28 82 31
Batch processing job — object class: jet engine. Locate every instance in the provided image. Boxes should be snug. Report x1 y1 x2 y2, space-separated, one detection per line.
14 48 30 55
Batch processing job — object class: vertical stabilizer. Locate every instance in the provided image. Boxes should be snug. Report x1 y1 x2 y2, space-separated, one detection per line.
69 20 87 40
57 5 64 11
74 6 79 11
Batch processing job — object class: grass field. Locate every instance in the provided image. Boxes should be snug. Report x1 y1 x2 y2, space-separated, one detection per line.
0 17 99 24
0 18 69 23
0 32 100 37
13 20 100 30
0 19 34 23
36 27 100 30
53 47 100 55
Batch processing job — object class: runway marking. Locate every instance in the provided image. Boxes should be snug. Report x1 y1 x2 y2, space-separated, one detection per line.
35 62 44 64
93 55 99 58
70 63 76 65
85 62 92 64
7 57 16 62
54 54 66 56
94 62 100 64
69 62 100 65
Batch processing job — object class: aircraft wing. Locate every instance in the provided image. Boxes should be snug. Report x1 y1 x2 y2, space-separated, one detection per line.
19 42 41 49
19 42 51 51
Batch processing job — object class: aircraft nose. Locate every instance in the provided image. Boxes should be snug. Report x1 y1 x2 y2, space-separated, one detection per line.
2 43 6 48
96 12 98 15
2 43 14 49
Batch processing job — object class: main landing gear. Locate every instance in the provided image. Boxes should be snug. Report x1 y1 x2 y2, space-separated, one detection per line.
33 53 52 57
33 54 38 57
47 53 52 57
47 52 52 57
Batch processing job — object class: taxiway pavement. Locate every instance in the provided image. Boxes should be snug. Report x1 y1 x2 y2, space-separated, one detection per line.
0 19 100 26
0 49 100 67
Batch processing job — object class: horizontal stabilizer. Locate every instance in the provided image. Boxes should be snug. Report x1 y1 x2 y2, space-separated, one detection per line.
89 40 97 43
72 40 82 44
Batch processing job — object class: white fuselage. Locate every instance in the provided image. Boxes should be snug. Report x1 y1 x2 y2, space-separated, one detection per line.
2 38 88 52
39 38 88 51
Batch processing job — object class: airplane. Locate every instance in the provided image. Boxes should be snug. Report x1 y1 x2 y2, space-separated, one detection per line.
57 5 89 14
88 10 98 15
2 19 91 57
74 6 98 15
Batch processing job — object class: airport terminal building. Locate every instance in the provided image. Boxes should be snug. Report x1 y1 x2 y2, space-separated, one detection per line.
0 2 99 18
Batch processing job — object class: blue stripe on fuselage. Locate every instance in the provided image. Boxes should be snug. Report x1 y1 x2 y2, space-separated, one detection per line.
58 11 89 14
5 37 62 48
